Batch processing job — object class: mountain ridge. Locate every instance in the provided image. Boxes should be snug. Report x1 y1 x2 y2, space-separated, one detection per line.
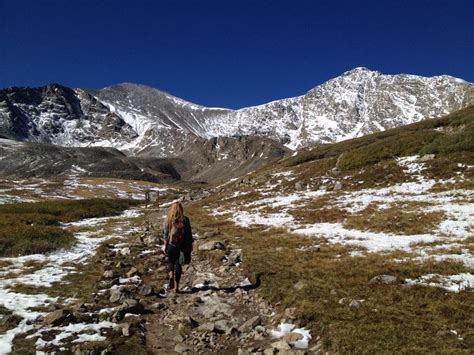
1 68 473 156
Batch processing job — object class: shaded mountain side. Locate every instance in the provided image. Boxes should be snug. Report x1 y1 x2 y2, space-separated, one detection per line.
138 134 291 183
0 133 290 183
0 139 178 182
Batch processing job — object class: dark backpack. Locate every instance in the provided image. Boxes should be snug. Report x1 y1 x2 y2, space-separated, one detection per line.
170 218 185 246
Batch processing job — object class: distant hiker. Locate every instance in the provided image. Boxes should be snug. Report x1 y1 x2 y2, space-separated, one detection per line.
163 202 193 293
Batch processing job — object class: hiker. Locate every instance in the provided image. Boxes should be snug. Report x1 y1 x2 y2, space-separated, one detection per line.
163 202 193 292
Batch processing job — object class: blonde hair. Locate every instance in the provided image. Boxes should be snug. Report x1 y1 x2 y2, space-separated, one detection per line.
166 202 184 230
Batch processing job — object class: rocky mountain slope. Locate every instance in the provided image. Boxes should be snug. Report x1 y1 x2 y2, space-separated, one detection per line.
0 135 288 183
1 68 472 155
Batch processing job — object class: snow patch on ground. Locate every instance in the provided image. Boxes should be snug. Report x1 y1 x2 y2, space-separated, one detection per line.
405 273 474 292
0 208 142 353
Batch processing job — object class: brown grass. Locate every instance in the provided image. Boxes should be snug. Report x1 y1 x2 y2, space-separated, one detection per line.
344 202 445 235
186 201 474 353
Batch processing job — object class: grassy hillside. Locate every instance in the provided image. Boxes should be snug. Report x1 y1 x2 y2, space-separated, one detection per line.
186 107 474 352
0 199 140 256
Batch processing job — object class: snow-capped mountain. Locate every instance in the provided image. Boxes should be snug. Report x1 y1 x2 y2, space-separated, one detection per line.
202 67 473 149
1 68 473 155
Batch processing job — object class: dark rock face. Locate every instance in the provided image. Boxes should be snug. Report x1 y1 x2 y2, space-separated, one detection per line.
0 84 137 145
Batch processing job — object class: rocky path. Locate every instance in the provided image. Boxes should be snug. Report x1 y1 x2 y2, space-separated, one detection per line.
6 205 316 354
140 207 313 354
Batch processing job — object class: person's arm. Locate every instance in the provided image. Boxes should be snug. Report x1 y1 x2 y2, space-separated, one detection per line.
185 216 193 251
163 222 169 252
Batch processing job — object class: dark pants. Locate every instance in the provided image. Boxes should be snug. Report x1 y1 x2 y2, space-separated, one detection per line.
167 244 182 283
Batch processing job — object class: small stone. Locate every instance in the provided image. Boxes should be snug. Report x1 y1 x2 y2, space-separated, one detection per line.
419 154 435 162
138 284 154 296
284 307 297 320
120 247 131 256
349 299 363 308
271 339 291 350
310 341 323 352
44 309 73 326
295 182 304 191
192 296 203 304
126 267 139 278
369 275 398 285
338 297 348 305
109 289 125 303
198 241 225 251
333 181 343 191
174 344 191 353
214 319 236 334
120 299 145 314
103 270 114 278
255 325 266 334
121 323 131 337
283 332 304 344
239 316 261 332
199 322 216 332
293 281 305 290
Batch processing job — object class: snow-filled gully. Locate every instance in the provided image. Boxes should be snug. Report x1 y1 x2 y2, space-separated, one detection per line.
0 209 141 353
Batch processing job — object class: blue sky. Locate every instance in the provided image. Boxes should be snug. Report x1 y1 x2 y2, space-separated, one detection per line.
1 0 473 108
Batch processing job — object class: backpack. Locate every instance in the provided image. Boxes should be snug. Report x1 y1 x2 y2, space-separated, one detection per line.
169 218 185 246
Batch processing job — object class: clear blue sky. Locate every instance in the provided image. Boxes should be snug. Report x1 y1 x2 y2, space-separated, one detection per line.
1 0 473 108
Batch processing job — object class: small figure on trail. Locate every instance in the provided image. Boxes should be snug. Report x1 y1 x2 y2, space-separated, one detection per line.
163 202 193 293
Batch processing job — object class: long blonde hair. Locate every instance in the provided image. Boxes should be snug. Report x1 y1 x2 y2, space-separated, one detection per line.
166 202 184 230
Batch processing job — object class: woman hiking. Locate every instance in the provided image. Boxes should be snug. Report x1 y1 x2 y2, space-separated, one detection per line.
163 202 193 293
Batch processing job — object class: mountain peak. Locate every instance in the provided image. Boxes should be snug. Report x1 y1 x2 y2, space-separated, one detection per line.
342 67 379 76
